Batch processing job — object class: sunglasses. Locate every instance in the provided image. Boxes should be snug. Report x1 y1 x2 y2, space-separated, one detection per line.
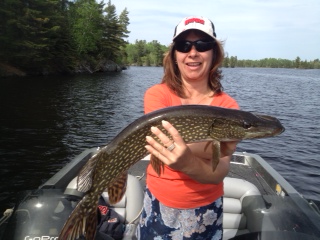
175 40 215 53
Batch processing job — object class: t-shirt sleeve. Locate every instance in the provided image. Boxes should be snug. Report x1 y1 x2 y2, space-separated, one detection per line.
144 84 172 114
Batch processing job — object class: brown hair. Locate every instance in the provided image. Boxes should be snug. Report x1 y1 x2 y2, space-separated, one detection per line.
161 39 225 98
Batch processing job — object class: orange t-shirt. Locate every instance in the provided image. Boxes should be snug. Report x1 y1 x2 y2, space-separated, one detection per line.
144 84 239 209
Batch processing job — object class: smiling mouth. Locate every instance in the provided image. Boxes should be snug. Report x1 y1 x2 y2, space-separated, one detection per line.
186 62 201 66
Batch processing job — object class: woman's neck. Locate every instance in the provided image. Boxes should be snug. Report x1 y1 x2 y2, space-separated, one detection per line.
180 81 214 105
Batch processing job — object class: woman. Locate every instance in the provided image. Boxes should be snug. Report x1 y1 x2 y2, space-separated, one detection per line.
137 16 239 240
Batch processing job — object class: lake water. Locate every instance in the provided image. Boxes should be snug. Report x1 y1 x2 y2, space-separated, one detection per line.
0 67 319 213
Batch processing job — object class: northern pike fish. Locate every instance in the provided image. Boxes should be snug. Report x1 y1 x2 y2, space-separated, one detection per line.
58 105 284 240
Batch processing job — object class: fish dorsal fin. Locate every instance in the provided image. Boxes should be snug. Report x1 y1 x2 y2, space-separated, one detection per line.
77 152 100 192
107 171 128 205
150 154 164 176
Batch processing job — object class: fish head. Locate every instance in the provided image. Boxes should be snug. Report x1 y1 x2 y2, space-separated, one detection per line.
243 113 285 139
208 111 285 141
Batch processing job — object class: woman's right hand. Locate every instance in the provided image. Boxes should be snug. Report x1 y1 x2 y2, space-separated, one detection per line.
145 120 196 173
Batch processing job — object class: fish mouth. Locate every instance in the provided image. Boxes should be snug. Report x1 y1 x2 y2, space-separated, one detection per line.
256 114 285 136
272 125 285 135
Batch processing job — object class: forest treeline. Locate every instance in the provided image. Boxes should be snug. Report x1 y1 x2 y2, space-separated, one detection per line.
0 0 130 76
125 43 320 69
222 56 320 69
0 0 318 77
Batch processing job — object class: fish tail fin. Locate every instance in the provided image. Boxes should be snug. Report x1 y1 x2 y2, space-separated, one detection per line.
150 154 164 176
59 197 98 240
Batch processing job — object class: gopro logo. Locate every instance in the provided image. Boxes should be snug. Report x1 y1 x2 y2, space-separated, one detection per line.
24 236 58 240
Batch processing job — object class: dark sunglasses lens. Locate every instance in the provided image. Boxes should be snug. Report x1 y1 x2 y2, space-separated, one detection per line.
195 41 214 52
175 40 215 53
175 41 192 53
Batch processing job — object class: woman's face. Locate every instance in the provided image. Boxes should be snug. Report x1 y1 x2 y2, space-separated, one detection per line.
175 31 214 83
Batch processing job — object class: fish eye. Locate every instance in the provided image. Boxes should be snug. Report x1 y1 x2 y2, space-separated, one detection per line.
243 121 252 129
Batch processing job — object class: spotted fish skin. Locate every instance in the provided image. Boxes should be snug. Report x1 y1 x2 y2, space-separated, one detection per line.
58 105 284 240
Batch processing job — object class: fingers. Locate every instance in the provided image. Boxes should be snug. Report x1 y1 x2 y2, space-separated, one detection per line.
160 120 182 144
145 120 197 173
145 120 182 158
150 123 172 148
145 136 166 155
145 135 176 167
150 120 183 147
220 141 238 157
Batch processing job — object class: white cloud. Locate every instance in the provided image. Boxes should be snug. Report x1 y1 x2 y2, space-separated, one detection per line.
108 0 320 60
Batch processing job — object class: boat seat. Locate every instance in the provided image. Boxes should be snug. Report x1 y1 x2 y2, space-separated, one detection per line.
64 174 144 239
99 175 144 224
223 177 266 239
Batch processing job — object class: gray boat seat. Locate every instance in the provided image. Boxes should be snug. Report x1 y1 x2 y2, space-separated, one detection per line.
223 177 263 239
101 174 144 224
65 174 144 239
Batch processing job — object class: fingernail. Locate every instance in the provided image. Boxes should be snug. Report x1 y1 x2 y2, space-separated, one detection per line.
162 120 168 125
151 126 157 133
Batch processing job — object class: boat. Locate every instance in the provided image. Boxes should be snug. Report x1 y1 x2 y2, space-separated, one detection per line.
0 147 320 240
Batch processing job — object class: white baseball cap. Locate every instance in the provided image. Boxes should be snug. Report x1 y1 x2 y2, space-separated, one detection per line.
173 16 216 41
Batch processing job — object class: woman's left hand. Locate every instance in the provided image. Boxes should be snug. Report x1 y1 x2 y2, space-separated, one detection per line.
220 141 238 158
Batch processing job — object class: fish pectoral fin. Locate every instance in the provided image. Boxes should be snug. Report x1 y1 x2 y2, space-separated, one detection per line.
107 171 128 205
150 154 164 176
77 151 102 192
58 197 98 240
211 140 221 172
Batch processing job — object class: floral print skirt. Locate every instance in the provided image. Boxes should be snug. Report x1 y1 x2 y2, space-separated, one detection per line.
136 187 223 240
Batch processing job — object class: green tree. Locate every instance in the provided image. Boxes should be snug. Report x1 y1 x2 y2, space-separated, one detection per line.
125 43 139 64
123 40 168 66
147 40 164 66
69 0 104 56
295 56 301 69
312 59 320 69
52 0 75 72
116 8 130 63
0 0 21 62
118 8 130 39
223 56 229 68
135 40 147 66
100 0 127 62
0 0 71 73
230 56 237 68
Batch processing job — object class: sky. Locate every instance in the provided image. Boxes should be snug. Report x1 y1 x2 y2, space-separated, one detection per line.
108 0 319 61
